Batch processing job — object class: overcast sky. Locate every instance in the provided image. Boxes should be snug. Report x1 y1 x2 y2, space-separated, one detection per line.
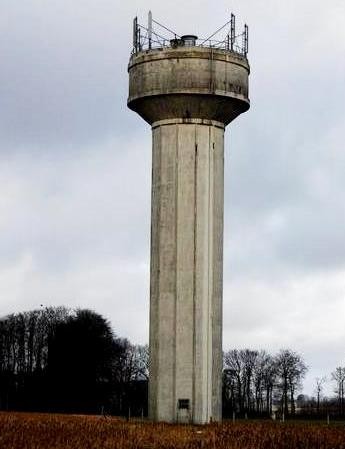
1 0 345 397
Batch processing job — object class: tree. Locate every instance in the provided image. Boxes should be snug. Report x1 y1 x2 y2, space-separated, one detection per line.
0 306 149 416
223 349 246 414
331 367 345 415
315 377 326 414
223 349 281 417
111 341 149 416
47 309 119 413
133 344 149 380
0 307 70 410
275 349 307 416
241 350 258 413
253 351 276 415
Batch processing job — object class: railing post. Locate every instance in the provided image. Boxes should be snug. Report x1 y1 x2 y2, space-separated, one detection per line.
230 13 235 51
244 24 249 56
148 10 152 49
133 17 138 53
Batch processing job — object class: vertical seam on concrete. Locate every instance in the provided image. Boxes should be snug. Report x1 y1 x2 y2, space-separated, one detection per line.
156 125 162 420
219 132 224 419
173 123 178 422
208 125 213 421
192 124 197 423
149 128 154 420
206 125 210 421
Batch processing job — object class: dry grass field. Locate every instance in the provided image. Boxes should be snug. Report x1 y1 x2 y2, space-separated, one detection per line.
1 412 345 449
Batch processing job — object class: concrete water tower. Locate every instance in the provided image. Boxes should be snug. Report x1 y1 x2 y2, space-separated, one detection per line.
128 12 250 424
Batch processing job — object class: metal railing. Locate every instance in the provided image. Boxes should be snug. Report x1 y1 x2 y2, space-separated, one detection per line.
132 12 248 57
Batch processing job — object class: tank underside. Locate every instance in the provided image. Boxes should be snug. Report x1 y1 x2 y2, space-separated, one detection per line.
128 93 249 126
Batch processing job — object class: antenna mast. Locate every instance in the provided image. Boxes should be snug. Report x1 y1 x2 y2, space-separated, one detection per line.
148 11 153 49
244 24 249 56
133 17 138 53
230 13 235 51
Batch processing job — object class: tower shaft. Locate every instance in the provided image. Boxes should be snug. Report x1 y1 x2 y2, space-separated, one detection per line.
149 119 224 423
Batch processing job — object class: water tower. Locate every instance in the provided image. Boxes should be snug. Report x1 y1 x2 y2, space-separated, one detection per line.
127 12 250 424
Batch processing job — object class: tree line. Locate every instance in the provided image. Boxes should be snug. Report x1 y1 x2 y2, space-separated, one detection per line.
222 349 307 418
223 351 345 419
2 306 343 419
296 368 345 418
0 307 148 416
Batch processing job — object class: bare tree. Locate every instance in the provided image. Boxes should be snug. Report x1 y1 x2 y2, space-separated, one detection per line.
263 355 277 415
275 349 307 416
223 365 237 413
331 367 345 415
241 349 258 412
253 351 276 415
315 377 326 414
223 349 280 417
133 344 149 380
223 349 246 413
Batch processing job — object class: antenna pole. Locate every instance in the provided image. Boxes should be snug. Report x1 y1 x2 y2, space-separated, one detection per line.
244 24 249 56
133 17 138 53
230 13 235 51
148 11 153 49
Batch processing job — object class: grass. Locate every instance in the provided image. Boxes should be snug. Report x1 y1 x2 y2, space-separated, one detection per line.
1 411 345 448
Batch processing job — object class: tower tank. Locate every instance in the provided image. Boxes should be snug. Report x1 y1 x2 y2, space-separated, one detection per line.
128 14 250 424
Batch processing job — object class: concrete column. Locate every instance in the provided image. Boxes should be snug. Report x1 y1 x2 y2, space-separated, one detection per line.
149 118 224 424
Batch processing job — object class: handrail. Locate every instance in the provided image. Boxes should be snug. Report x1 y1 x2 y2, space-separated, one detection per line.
132 12 249 58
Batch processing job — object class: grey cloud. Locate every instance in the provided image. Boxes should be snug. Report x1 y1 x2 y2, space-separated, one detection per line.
0 1 136 148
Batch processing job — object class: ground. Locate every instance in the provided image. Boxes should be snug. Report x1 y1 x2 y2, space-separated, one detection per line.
1 412 345 448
